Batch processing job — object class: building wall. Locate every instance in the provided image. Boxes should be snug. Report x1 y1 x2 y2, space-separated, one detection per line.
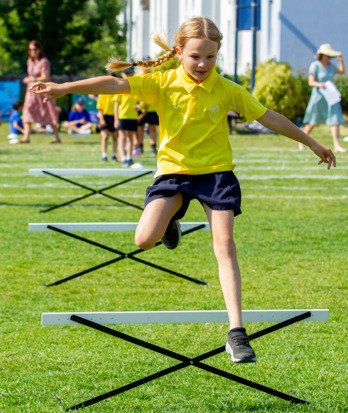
278 0 348 73
127 0 348 76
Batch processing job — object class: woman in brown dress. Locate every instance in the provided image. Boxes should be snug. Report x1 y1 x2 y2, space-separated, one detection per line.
20 40 61 144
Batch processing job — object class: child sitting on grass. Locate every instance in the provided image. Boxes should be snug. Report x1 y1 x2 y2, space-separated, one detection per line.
8 101 24 144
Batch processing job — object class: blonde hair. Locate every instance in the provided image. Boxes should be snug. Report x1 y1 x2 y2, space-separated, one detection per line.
105 17 222 73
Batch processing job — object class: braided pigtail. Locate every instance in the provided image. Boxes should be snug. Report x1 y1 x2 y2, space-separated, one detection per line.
144 33 177 68
105 33 177 73
105 58 134 73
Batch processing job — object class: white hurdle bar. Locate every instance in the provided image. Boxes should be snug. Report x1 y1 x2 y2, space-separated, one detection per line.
42 309 329 408
29 222 211 286
29 168 155 176
29 222 210 232
29 167 156 213
42 309 328 325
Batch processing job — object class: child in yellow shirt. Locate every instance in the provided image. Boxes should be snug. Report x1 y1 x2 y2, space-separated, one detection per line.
31 17 335 364
96 94 118 162
115 67 139 166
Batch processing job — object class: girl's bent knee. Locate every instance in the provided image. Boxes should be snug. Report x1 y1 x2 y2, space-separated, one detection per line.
134 233 156 250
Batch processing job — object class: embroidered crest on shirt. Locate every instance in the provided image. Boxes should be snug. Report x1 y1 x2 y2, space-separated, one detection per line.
171 104 181 111
208 105 220 114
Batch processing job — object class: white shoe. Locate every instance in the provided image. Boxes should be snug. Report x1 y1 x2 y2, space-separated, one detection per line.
46 125 54 133
334 146 347 153
79 129 92 135
130 162 143 169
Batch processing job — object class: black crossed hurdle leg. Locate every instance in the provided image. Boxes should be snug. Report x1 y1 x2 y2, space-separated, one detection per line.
62 311 312 410
45 224 208 286
40 170 154 212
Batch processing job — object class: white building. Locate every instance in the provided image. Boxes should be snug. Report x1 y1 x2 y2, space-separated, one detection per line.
126 0 348 76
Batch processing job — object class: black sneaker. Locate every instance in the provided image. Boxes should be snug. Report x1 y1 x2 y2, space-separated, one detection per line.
112 155 117 163
161 220 181 250
102 155 108 162
225 328 256 363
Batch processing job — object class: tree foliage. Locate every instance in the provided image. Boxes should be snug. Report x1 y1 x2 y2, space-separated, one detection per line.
0 0 127 76
243 59 307 121
335 75 348 113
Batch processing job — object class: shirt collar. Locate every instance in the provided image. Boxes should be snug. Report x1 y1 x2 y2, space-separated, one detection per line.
177 64 218 93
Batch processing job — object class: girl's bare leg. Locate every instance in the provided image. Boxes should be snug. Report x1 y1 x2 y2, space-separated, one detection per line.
135 193 183 250
125 132 133 160
203 206 242 329
50 124 61 143
149 124 158 146
111 131 118 160
20 122 32 143
101 130 108 159
137 125 144 150
118 130 126 163
149 124 158 154
331 124 346 152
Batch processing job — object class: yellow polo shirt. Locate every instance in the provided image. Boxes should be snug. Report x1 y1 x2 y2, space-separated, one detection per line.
139 101 157 112
128 65 267 176
96 94 116 115
115 94 138 120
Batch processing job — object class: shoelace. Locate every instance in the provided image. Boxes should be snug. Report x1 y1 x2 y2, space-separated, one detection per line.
229 335 250 347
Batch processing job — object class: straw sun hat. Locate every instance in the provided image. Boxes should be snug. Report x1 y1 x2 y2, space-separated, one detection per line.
317 43 341 57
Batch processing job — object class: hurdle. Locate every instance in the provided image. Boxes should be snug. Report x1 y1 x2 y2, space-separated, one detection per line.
42 309 329 410
29 222 210 286
29 168 155 212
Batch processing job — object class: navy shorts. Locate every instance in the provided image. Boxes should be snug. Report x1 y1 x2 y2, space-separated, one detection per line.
100 115 117 132
138 111 159 126
119 119 138 131
144 171 242 219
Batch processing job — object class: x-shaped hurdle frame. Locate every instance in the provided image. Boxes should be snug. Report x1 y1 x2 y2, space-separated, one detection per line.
29 222 210 286
29 168 155 213
42 309 329 410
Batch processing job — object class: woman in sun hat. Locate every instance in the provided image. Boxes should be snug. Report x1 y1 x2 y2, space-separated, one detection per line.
301 43 346 152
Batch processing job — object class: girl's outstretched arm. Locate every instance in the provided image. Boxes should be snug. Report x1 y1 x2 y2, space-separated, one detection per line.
257 109 336 169
30 76 130 103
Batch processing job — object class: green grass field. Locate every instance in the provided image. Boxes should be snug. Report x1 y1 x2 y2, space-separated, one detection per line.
1 125 347 412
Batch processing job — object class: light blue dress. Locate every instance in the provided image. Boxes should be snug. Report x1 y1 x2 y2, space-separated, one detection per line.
303 61 344 125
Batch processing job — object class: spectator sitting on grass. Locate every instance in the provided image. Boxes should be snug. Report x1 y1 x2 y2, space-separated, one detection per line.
8 101 25 144
68 100 93 135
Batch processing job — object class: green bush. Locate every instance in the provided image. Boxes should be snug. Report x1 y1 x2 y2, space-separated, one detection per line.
243 60 306 121
335 75 348 113
223 72 247 86
294 75 311 120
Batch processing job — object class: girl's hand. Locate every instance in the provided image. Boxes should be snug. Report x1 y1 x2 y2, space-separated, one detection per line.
23 76 34 84
29 81 65 102
310 143 336 169
137 113 146 122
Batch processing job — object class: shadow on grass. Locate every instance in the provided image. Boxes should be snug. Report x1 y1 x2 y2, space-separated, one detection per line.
65 140 97 145
221 399 314 412
0 202 132 209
